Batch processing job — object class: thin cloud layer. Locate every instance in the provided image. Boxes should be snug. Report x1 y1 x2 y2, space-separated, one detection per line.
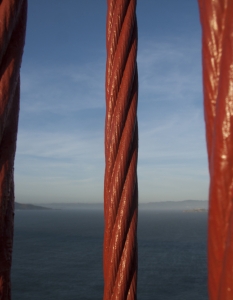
20 62 105 115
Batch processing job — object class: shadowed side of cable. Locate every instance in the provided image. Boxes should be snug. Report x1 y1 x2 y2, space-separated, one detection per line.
103 0 138 299
0 1 27 299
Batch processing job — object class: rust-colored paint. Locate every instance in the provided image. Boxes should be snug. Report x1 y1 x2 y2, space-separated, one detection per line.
0 1 27 299
198 0 233 299
103 0 138 299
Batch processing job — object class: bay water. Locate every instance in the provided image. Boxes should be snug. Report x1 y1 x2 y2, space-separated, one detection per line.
11 209 208 299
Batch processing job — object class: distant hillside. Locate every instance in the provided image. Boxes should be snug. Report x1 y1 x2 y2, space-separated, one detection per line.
139 200 208 211
15 202 50 210
36 200 208 211
37 202 103 210
183 208 207 213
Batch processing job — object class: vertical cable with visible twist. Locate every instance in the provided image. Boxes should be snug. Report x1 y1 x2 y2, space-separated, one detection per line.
198 1 233 299
0 1 27 299
103 0 138 299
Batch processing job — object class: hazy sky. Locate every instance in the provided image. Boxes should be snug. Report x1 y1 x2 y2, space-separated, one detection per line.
15 0 209 204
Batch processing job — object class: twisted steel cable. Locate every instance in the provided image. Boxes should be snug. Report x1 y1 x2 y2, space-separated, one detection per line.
103 0 138 299
198 1 233 299
0 1 27 299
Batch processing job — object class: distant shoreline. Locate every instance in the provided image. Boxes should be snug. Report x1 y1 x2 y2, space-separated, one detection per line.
183 208 207 213
15 200 208 211
15 202 51 210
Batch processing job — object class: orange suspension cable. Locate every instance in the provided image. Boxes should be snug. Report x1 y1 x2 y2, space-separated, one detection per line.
198 0 233 299
0 1 27 298
103 0 138 299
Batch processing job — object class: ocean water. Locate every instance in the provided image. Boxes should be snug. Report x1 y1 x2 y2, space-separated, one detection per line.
11 210 208 299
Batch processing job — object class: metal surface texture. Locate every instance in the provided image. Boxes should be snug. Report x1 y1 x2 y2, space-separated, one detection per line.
103 0 138 299
0 1 27 299
198 0 233 299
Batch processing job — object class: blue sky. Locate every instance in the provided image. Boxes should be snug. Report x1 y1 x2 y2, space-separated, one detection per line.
15 0 209 204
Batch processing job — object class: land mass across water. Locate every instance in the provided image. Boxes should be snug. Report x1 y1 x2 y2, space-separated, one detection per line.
139 200 207 211
15 202 51 210
15 200 208 211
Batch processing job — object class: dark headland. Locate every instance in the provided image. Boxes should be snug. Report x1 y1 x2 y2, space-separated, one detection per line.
15 202 51 210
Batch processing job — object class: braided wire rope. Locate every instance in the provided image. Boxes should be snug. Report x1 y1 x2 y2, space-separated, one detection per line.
198 1 233 299
0 1 27 298
103 0 138 299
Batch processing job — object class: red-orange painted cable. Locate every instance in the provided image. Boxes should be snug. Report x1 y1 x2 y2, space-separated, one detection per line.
198 1 233 299
0 1 27 298
103 0 138 299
